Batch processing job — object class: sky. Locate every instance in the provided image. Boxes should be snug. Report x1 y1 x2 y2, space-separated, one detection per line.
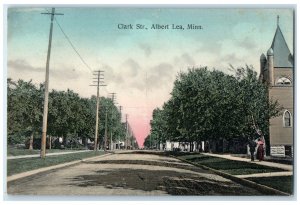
6 7 294 147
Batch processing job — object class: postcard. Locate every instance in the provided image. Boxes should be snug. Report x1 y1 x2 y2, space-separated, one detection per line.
5 6 294 198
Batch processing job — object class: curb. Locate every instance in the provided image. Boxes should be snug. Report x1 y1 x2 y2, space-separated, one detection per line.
171 155 291 196
202 153 293 171
236 171 293 178
7 150 93 160
7 152 112 183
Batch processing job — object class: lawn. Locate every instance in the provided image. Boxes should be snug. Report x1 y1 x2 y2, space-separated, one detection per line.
7 146 87 156
179 154 285 175
247 176 293 194
177 153 293 195
7 150 104 176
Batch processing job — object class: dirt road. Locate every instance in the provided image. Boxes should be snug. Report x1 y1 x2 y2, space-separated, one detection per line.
7 151 263 196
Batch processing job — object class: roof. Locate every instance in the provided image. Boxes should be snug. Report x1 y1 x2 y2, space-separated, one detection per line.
260 53 266 60
270 26 293 68
267 48 273 56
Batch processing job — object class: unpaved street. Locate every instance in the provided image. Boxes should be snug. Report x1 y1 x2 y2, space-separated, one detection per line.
7 151 263 195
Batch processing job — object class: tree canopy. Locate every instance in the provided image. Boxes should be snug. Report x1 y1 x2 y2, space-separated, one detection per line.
7 78 127 148
146 66 282 149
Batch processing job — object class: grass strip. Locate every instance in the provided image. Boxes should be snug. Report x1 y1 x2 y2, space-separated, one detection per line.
7 151 104 176
247 176 293 194
7 148 88 156
173 155 289 195
179 154 285 175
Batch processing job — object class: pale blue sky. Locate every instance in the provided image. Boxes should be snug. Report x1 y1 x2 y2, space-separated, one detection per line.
7 7 294 144
8 8 293 63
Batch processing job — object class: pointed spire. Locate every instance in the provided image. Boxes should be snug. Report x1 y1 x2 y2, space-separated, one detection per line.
269 18 293 68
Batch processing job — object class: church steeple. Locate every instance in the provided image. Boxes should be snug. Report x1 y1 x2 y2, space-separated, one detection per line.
270 16 293 68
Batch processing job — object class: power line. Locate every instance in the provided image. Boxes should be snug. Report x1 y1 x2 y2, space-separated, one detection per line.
44 9 115 97
45 9 93 73
54 18 93 72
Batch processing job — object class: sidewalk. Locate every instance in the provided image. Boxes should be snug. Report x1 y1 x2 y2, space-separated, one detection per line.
7 150 93 160
236 171 293 179
7 152 112 182
202 152 293 171
199 152 293 195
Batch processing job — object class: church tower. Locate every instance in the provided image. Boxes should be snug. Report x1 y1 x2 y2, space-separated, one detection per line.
260 16 294 157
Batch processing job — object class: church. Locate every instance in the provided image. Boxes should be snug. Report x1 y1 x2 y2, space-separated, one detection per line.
259 17 294 157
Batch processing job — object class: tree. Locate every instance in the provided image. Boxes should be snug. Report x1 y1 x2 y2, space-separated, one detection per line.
7 79 43 147
149 66 282 153
233 66 282 153
7 78 129 151
77 97 95 147
149 108 168 149
143 135 153 149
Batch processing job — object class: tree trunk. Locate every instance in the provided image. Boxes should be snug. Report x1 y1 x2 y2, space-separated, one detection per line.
83 137 87 150
29 133 34 150
63 135 66 146
49 135 52 150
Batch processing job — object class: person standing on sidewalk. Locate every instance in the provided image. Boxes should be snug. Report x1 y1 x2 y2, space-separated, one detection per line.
248 137 257 161
256 138 264 161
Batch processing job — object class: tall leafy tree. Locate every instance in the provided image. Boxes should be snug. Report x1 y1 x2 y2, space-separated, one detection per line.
7 79 127 150
150 108 170 149
148 66 282 153
7 79 43 146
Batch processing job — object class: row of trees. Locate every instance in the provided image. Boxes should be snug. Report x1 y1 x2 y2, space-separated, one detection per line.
7 78 127 149
145 66 282 153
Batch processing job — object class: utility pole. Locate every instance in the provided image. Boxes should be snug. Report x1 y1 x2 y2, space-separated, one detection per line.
119 106 122 149
128 124 133 149
125 114 128 149
109 93 116 150
90 70 106 151
40 8 63 158
110 92 116 104
104 110 108 151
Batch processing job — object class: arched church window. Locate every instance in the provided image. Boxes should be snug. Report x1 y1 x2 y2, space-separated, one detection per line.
276 77 291 85
283 110 292 127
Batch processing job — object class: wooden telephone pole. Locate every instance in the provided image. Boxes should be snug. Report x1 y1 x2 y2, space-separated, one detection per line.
119 106 122 149
110 93 116 150
125 114 128 149
40 8 63 158
104 110 108 151
90 70 106 151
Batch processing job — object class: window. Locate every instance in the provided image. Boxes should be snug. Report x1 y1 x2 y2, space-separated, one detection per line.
283 110 292 127
276 77 291 85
